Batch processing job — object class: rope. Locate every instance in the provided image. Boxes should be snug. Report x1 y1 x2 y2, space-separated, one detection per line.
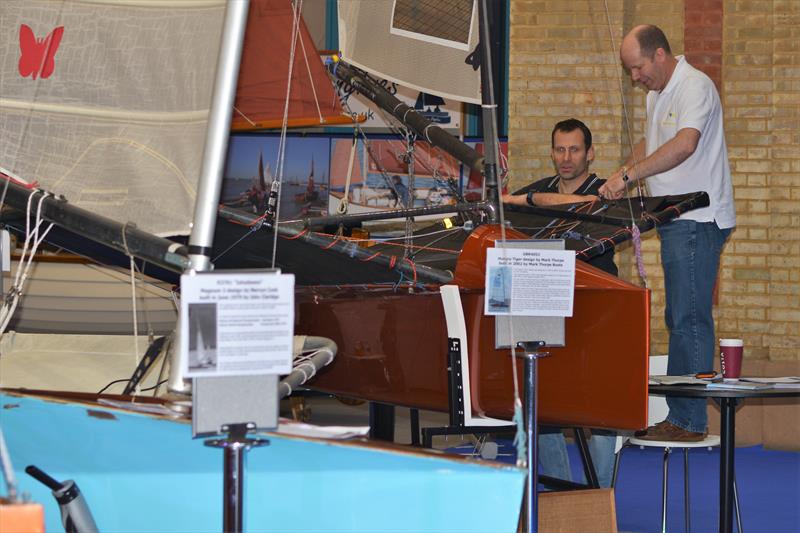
602 0 649 286
270 0 305 269
337 131 358 214
0 190 54 336
121 222 141 391
295 13 324 124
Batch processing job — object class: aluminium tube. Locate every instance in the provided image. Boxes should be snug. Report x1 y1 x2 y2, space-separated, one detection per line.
279 336 337 399
187 0 249 273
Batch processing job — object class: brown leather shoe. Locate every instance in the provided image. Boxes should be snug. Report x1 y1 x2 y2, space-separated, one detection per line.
634 420 669 438
634 420 706 442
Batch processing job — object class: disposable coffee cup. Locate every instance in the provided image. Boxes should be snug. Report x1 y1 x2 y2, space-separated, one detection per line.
719 339 744 379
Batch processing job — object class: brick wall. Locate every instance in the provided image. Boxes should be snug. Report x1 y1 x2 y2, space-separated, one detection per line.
508 0 684 353
723 0 800 361
507 0 799 363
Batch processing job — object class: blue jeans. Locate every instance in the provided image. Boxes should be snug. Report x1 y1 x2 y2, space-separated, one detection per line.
658 220 731 433
538 427 616 488
538 427 571 482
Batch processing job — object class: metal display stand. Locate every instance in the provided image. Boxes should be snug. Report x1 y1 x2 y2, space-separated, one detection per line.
516 341 546 533
204 423 269 532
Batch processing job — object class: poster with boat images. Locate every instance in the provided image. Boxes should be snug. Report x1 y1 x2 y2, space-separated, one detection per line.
221 133 509 219
222 135 331 220
329 137 461 214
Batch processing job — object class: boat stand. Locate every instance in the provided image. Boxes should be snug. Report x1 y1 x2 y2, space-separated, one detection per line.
420 337 516 449
419 286 599 490
205 423 269 532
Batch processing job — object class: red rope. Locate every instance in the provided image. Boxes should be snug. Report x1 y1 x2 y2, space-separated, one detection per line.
404 258 417 283
360 252 381 262
284 228 309 240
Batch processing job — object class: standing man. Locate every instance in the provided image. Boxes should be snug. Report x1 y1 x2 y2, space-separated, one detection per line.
504 117 616 277
504 118 617 486
389 174 411 208
600 25 736 441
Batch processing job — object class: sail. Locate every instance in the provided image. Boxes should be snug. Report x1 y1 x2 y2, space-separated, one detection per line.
0 0 227 237
329 139 364 191
337 0 481 104
232 0 352 130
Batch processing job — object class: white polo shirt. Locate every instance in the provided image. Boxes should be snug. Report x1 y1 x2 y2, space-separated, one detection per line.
645 56 736 229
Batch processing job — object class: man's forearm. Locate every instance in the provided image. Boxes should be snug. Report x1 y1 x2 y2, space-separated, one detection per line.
625 128 699 182
502 191 597 206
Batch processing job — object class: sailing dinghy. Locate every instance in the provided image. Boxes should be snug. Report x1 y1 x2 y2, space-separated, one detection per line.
212 0 709 433
0 1 527 531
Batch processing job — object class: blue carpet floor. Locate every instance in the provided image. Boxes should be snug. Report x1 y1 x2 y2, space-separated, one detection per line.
610 445 799 533
447 442 799 532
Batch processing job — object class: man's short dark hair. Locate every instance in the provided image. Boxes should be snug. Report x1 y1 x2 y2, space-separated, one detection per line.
635 25 672 58
551 118 592 150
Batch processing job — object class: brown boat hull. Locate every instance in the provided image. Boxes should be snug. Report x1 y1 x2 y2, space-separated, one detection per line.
298 225 649 431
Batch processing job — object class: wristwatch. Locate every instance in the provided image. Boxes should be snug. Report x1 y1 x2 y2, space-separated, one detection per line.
621 166 630 182
526 190 536 206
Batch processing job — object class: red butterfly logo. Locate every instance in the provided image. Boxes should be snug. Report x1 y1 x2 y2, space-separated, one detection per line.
18 24 65 80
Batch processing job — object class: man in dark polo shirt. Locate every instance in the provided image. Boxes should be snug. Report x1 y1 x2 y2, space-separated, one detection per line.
502 118 617 487
503 118 617 277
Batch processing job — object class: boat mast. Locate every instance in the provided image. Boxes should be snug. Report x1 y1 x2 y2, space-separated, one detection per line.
167 1 249 396
477 0 501 222
187 0 250 272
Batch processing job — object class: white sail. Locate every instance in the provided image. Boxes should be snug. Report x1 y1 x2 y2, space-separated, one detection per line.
337 0 481 104
0 0 226 237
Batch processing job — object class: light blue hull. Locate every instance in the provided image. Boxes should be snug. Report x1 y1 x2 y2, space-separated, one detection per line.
1 392 525 532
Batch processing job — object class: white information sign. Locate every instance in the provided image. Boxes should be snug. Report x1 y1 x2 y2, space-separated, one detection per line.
180 271 294 378
484 248 576 317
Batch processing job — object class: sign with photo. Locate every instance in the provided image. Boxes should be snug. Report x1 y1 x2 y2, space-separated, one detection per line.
180 271 294 378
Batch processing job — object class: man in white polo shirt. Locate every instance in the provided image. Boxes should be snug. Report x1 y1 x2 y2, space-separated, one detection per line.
600 25 735 441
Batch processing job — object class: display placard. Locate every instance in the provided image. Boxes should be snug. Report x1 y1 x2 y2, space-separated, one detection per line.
485 247 575 317
180 271 294 378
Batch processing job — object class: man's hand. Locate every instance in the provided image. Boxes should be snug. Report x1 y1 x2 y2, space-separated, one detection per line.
599 170 626 200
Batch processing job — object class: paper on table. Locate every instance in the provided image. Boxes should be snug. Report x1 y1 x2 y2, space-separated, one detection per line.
706 381 773 390
738 376 800 384
649 375 712 386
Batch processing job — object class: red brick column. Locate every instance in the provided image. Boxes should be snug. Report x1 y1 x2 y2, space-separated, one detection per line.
684 0 723 92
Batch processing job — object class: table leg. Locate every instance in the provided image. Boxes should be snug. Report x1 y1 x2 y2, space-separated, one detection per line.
719 398 737 533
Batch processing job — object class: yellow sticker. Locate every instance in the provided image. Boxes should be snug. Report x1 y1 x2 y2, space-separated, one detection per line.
443 218 453 229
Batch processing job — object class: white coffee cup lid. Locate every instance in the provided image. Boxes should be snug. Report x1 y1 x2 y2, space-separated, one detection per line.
720 338 743 347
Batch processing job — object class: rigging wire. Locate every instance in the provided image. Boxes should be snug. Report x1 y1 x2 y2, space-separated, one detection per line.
270 0 306 269
0 190 54 336
601 0 649 286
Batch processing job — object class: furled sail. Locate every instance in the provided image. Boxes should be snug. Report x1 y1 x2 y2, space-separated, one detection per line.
337 0 481 104
0 0 227 237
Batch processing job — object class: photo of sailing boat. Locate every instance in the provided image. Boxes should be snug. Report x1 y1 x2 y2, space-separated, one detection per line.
221 135 330 220
328 137 460 215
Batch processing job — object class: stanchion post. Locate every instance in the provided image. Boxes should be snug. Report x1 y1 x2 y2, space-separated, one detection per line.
205 423 269 532
516 341 548 533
